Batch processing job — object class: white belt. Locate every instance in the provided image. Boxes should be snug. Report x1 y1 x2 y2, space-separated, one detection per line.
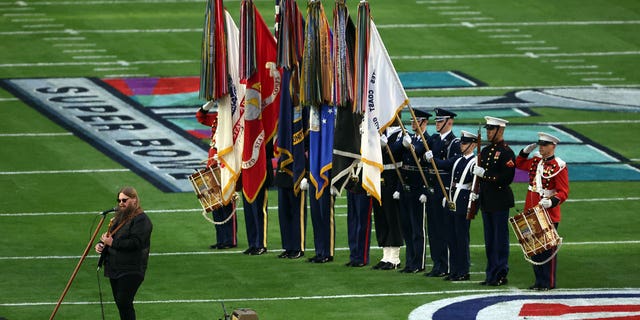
383 162 402 170
528 185 556 197
455 183 471 190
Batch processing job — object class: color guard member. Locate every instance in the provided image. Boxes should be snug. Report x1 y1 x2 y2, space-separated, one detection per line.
516 132 569 291
471 116 515 286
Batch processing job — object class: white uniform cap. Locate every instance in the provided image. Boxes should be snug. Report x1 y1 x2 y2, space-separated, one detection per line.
537 132 560 144
484 116 509 127
460 130 478 143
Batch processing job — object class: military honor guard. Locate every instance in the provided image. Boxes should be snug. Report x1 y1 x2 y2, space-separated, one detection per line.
344 169 373 267
196 102 238 250
443 130 478 281
423 108 461 277
273 170 307 259
516 132 569 290
394 109 431 273
471 116 516 286
372 125 404 270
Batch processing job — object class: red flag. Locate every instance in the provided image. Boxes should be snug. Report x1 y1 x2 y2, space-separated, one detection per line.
240 2 281 202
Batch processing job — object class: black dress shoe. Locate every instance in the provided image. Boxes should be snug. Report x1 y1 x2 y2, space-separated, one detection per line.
243 247 255 254
249 247 267 255
451 274 470 281
345 261 354 267
287 251 304 259
489 277 508 286
218 244 236 249
425 271 448 277
311 256 333 263
443 275 452 281
372 261 386 270
479 280 488 285
380 262 400 270
210 243 220 249
407 267 425 274
351 262 366 267
278 251 290 258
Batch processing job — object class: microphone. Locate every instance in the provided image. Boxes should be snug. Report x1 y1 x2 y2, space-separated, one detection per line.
99 207 117 215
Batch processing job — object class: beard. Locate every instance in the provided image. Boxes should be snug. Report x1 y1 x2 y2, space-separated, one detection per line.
116 203 136 220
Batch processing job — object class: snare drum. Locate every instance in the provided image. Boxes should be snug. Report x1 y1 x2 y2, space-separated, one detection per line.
189 165 223 212
509 205 562 262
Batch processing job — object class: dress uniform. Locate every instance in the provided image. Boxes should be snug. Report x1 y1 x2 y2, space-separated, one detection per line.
424 108 461 277
196 104 238 250
472 116 515 286
274 171 307 259
345 169 373 267
516 132 569 290
394 110 430 273
444 130 478 281
372 126 404 270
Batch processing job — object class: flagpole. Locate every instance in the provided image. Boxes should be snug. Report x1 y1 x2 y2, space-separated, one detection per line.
406 106 454 208
395 113 431 191
383 143 406 186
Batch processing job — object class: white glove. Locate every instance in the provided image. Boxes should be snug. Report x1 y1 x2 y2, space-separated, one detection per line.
523 143 537 154
539 198 552 209
441 197 447 208
202 100 215 111
472 166 485 178
402 134 412 149
330 186 339 196
469 192 479 201
423 150 433 162
392 191 400 200
380 134 388 148
419 194 427 203
300 178 309 191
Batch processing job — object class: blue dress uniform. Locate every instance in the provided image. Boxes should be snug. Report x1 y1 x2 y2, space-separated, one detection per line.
475 116 516 286
345 172 373 267
211 202 238 249
444 130 478 281
394 110 430 273
274 170 307 259
425 108 461 277
308 182 335 263
372 127 404 270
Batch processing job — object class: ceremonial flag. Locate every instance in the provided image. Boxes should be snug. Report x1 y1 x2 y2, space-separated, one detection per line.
301 0 334 199
240 0 282 203
199 0 245 204
200 0 228 101
276 0 307 194
330 0 360 194
355 1 410 202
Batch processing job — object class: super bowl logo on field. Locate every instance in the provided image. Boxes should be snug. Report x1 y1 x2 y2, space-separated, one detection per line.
409 290 640 319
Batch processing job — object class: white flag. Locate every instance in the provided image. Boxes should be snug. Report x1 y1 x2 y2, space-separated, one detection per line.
361 21 409 203
216 10 246 204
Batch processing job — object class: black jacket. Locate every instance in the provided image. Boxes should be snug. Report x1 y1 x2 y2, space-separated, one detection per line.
103 212 153 279
478 140 516 212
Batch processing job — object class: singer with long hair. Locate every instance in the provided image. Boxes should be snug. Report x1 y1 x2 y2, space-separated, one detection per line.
95 186 153 320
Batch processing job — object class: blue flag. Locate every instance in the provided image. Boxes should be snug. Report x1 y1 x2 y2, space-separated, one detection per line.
309 103 335 199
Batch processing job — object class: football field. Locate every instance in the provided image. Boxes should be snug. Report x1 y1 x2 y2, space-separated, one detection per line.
1 0 640 319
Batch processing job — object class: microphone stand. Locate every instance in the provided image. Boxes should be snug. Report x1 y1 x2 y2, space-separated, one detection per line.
49 210 110 320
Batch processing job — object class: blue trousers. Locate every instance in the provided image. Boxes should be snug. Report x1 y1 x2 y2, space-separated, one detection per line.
399 187 426 271
243 187 268 249
426 188 450 274
532 223 559 289
347 191 372 265
277 187 307 252
309 184 334 259
482 209 510 282
447 212 470 277
212 202 237 247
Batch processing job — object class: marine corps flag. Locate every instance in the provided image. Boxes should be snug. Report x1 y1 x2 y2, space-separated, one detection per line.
301 0 334 199
240 0 281 202
200 0 245 204
355 1 409 202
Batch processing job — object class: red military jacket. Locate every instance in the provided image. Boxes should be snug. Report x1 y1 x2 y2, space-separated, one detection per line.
196 109 219 167
515 153 569 222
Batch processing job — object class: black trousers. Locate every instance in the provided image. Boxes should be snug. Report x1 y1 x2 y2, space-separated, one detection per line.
110 274 144 320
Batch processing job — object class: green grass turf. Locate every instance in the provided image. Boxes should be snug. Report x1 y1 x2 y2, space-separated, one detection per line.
1 0 640 319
